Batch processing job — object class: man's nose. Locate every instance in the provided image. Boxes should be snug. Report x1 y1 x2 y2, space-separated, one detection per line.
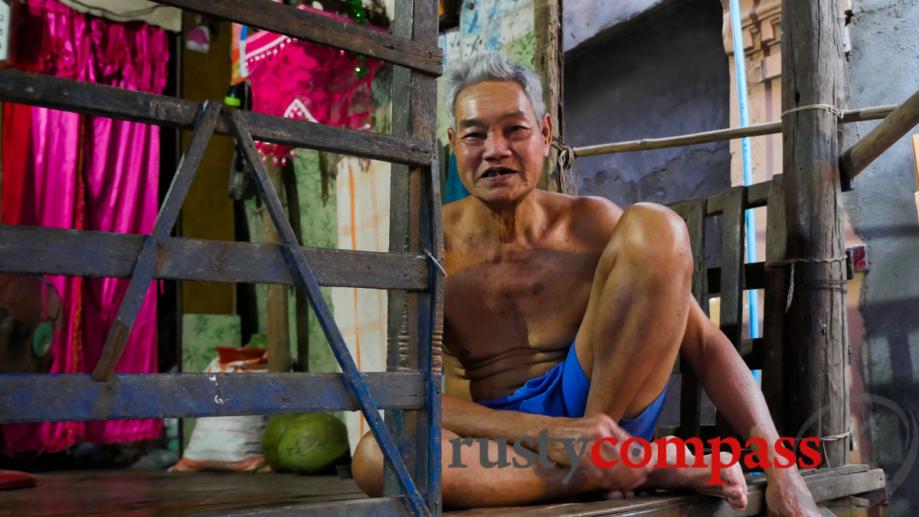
483 133 512 160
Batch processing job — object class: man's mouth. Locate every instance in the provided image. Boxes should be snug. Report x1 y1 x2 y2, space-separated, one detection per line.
479 167 516 180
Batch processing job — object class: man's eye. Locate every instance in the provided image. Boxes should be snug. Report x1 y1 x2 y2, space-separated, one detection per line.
462 132 485 140
510 126 531 134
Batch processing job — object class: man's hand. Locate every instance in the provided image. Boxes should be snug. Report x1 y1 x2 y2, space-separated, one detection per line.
765 469 821 517
545 414 651 492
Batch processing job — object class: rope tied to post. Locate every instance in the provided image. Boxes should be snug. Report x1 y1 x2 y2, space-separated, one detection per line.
765 256 848 312
552 137 578 194
821 429 852 469
781 103 845 120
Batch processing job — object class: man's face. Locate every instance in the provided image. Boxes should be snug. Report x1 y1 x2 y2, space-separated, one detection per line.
448 80 552 206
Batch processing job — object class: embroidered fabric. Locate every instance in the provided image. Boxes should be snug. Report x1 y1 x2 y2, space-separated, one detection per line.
244 4 382 164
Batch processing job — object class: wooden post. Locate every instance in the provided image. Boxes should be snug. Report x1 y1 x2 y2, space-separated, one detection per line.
386 0 441 513
263 165 292 373
781 0 849 466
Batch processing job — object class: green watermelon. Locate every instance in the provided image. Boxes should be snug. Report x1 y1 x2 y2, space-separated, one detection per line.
263 413 349 473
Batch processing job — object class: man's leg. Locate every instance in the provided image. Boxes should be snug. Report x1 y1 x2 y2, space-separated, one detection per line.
571 204 747 510
574 203 692 420
352 428 595 508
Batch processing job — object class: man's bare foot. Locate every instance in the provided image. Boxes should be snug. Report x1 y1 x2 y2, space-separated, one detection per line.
545 414 651 492
649 436 748 510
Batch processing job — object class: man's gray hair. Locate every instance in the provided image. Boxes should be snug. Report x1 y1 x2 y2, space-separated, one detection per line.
443 52 545 129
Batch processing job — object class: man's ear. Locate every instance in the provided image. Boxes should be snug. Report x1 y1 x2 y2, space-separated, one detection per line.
447 127 456 152
541 114 553 156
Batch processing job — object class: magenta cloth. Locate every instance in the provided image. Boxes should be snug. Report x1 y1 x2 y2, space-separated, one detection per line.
1 0 168 456
244 4 382 164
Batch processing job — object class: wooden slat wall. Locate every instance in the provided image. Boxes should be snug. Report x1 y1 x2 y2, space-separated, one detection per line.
670 179 785 440
0 1 444 513
718 187 746 349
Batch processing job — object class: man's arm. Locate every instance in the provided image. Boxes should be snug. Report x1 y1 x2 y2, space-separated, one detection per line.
681 298 820 515
441 350 555 441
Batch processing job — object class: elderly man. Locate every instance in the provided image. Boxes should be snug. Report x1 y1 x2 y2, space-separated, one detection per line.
352 52 819 515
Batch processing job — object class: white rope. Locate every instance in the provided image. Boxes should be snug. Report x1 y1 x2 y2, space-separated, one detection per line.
821 429 852 469
781 103 844 120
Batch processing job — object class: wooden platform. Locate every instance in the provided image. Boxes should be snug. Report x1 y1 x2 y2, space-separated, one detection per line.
0 470 365 516
0 465 886 516
447 465 887 517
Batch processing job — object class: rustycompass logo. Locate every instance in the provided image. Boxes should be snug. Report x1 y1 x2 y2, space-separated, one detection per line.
447 432 823 485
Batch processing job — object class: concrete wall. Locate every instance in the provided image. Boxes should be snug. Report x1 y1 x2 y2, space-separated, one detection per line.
845 1 919 514
563 0 731 208
563 0 665 51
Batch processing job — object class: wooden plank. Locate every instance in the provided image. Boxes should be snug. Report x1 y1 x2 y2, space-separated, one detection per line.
93 101 222 381
762 174 788 433
0 471 365 516
222 497 408 517
0 69 433 167
0 372 425 423
155 0 441 75
840 86 919 180
718 187 746 348
226 110 430 516
781 0 850 466
679 198 705 438
706 178 772 214
446 466 885 516
0 225 428 290
715 187 745 439
385 0 420 504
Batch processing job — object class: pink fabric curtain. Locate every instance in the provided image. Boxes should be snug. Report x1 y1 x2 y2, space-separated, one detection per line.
1 0 168 456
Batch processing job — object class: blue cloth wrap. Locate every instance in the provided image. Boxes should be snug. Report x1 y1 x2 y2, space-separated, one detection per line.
476 344 668 442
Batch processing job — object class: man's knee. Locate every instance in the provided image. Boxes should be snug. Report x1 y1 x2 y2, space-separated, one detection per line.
602 203 692 283
352 432 383 497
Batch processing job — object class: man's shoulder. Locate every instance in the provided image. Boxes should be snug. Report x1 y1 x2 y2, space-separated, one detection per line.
542 191 622 236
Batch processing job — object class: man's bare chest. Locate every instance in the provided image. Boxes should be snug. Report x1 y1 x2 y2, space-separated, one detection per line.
444 247 600 354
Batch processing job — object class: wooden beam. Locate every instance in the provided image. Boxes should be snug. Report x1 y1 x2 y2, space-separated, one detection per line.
154 0 442 75
781 0 850 466
0 225 428 290
0 69 433 167
840 87 919 180
0 372 425 423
